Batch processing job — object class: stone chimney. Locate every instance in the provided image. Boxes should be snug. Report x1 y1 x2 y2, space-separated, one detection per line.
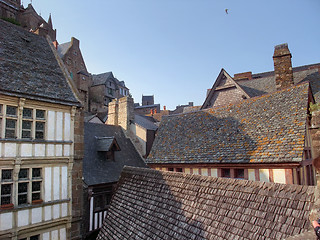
273 43 294 90
106 96 134 133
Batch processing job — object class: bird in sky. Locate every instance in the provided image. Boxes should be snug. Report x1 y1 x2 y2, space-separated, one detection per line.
225 9 229 14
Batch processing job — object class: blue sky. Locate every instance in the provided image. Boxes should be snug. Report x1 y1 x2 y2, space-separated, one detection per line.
30 0 320 110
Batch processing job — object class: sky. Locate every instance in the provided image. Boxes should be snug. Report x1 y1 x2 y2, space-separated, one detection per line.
28 0 320 110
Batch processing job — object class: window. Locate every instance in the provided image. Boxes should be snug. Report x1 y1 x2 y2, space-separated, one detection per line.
18 168 42 205
93 191 112 212
0 105 45 140
235 169 245 179
1 169 13 206
21 108 45 140
5 106 17 138
221 169 230 178
176 168 183 172
107 88 113 96
168 168 174 172
19 235 39 240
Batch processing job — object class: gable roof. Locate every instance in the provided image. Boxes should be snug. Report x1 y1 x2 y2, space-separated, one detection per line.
97 166 315 240
83 123 147 186
57 41 71 58
135 114 158 131
201 69 250 109
96 136 120 152
92 72 114 87
147 83 310 164
0 19 80 106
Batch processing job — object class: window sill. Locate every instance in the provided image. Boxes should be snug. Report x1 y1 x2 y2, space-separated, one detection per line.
32 199 43 205
0 203 14 210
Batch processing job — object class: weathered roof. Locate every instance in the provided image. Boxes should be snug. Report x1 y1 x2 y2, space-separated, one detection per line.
97 166 315 240
96 136 120 152
147 83 309 164
135 114 158 131
57 41 71 58
83 123 147 186
0 19 80 106
237 64 320 102
92 72 114 87
135 104 160 109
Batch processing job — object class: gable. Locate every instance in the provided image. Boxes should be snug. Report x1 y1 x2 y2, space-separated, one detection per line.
202 69 250 109
97 166 315 240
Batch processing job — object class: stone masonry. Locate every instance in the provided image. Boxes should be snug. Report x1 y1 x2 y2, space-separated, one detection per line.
273 43 294 90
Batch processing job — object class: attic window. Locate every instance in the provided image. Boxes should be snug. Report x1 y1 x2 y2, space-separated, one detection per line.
96 137 120 161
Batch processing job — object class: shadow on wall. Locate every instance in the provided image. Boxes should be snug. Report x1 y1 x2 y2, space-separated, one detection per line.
97 170 206 239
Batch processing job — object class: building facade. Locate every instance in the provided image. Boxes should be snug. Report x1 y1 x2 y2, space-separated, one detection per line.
0 19 83 239
147 44 320 186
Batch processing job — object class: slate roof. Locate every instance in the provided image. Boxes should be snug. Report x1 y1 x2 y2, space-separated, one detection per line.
92 72 114 86
57 41 71 58
135 114 158 131
83 123 147 186
237 64 320 102
0 20 80 106
97 166 316 240
147 83 309 164
96 137 120 152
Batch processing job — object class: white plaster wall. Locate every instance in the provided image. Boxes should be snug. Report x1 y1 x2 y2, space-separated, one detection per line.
56 112 63 140
211 169 218 177
18 209 29 227
52 230 59 240
53 204 60 219
35 144 45 157
273 169 286 184
53 167 60 200
61 166 68 199
201 168 209 176
47 111 55 140
0 143 2 156
0 212 12 230
193 168 200 175
260 169 270 182
21 143 32 157
60 228 67 240
56 145 62 156
61 203 68 217
64 145 70 156
4 143 16 157
44 205 52 221
31 207 42 224
47 144 55 157
248 169 255 181
44 167 52 202
185 168 191 174
43 232 50 240
64 113 71 141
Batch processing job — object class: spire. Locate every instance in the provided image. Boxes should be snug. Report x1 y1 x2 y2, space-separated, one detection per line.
48 13 53 29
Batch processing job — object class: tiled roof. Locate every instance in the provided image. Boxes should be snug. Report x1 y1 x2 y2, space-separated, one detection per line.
83 123 147 186
97 166 315 240
135 114 158 131
0 20 80 106
147 83 309 164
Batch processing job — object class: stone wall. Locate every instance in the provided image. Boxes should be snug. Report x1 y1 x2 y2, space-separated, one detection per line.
70 107 84 240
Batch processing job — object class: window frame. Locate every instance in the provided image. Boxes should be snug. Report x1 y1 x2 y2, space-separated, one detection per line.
0 169 13 208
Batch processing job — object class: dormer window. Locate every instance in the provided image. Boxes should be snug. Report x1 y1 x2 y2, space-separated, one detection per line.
96 137 120 161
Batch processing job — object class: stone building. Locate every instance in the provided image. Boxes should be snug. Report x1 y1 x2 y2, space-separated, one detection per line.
134 95 160 116
57 37 91 112
0 1 56 41
90 72 129 113
0 19 83 240
147 44 320 186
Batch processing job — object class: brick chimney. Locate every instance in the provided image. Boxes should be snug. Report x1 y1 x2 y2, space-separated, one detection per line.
273 43 294 90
